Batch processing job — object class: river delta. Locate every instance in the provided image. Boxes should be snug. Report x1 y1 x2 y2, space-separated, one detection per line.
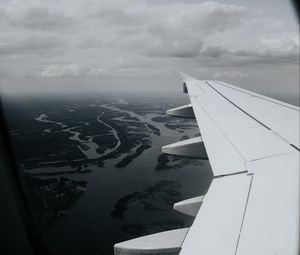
4 93 213 255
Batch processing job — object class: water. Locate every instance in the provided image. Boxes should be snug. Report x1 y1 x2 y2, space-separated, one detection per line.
4 94 213 255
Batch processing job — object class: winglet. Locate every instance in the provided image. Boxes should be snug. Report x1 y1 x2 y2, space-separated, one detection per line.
178 72 197 93
178 72 197 82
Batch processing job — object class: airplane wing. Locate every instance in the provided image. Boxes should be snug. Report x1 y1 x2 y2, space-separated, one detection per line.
114 74 299 255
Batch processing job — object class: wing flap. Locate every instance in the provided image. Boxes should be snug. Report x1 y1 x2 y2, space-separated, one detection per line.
236 153 299 255
180 174 253 255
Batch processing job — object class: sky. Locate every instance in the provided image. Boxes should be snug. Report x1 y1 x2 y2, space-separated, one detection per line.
0 0 299 104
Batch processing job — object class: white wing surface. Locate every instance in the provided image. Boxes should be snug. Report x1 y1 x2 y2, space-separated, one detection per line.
179 74 299 255
114 74 299 255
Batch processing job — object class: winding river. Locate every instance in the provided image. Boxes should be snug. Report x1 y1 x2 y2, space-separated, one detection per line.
35 112 122 159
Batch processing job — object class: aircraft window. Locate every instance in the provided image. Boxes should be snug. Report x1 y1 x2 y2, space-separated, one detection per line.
0 1 298 255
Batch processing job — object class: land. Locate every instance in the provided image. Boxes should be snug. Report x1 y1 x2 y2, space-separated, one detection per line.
110 180 182 219
4 94 201 231
8 100 159 171
24 174 87 227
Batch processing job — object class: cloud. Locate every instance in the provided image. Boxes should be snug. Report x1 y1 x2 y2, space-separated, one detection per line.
146 39 204 58
7 6 74 31
37 64 80 78
233 49 299 65
90 1 254 58
186 1 253 34
0 0 298 81
87 67 110 77
0 35 63 55
230 35 299 65
197 32 299 66
214 70 248 79
201 46 228 58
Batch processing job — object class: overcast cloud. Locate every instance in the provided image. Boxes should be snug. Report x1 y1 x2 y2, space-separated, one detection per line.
0 0 299 104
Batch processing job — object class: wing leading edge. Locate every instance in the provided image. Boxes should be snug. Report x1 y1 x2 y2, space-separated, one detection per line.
114 74 299 255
